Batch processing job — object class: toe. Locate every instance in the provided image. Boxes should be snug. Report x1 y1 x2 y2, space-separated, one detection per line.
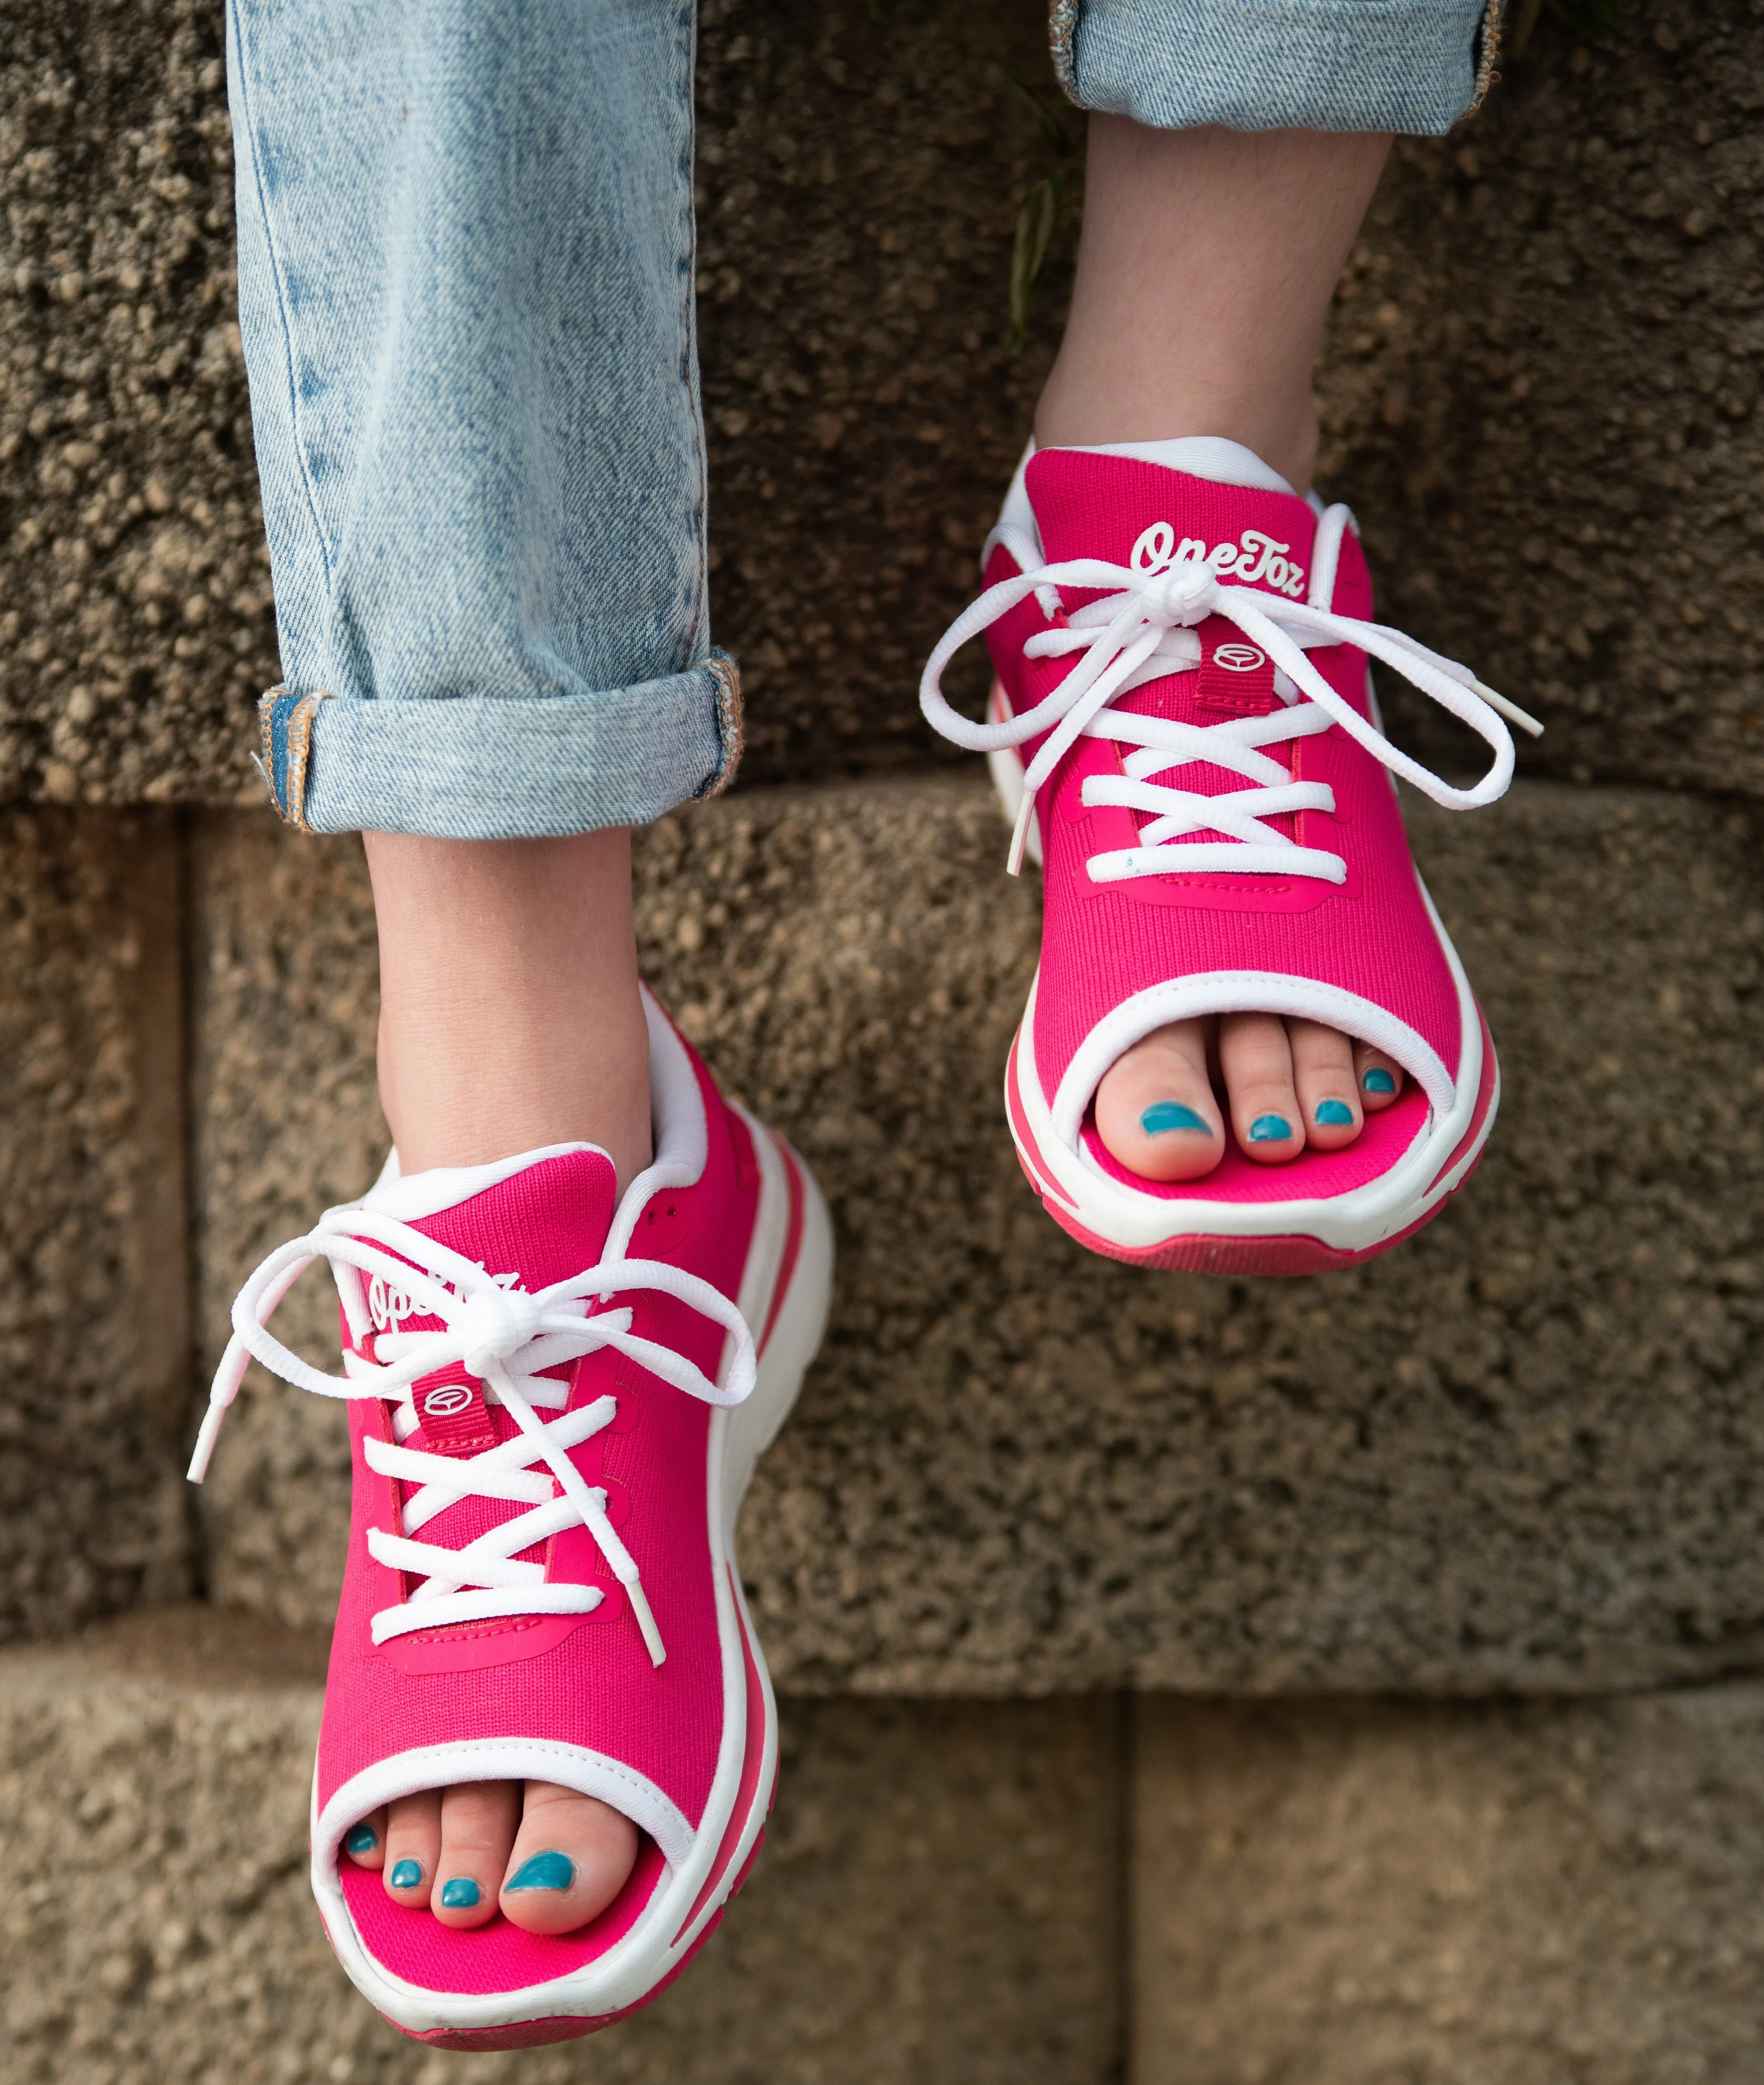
498 1781 640 1936
1217 1013 1303 1163
1353 1040 1406 1111
383 1790 442 1907
1287 1020 1361 1150
1093 1018 1225 1182
343 1809 387 1870
433 1781 522 1929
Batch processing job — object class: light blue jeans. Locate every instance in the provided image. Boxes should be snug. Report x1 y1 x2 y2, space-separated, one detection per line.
232 0 1497 839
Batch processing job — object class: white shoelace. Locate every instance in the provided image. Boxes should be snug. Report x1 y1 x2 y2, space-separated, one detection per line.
188 1205 756 1666
920 507 1541 881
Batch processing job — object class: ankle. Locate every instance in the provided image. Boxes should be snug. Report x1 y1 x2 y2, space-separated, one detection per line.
1032 387 1321 494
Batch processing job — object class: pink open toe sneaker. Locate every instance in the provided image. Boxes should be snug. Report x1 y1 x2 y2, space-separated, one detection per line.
189 988 833 2048
922 439 1541 1275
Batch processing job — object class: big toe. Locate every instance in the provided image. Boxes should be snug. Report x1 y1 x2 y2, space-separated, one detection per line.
498 1781 640 1936
1094 1018 1225 1182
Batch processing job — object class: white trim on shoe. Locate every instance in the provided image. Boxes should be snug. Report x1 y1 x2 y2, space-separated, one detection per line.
988 704 1495 1259
1008 878 1494 1258
307 1019 834 2037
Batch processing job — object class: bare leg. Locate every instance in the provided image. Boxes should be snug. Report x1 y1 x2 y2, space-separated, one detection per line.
366 828 652 1188
1037 118 1389 488
1036 119 1406 1180
345 828 650 1932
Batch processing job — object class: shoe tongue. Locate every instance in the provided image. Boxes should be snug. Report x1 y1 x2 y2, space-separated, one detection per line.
365 1145 619 1459
1024 444 1317 587
401 1145 618 1289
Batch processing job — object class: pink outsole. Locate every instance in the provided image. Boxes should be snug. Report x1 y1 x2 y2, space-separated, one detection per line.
1010 1005 1499 1277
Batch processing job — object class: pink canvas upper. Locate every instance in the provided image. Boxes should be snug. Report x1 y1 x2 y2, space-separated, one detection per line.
985 449 1466 1202
318 1037 761 1996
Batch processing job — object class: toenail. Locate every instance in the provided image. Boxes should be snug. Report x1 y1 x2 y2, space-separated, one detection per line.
389 1859 423 1890
1249 1114 1292 1143
1140 1101 1210 1135
439 1878 480 1909
507 1851 575 1893
1362 1067 1397 1094
345 1823 378 1856
1314 1100 1354 1126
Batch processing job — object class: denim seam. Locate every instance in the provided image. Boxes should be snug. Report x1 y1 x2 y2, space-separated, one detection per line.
679 0 709 670
694 653 744 799
1468 0 1504 117
256 686 329 832
1049 0 1081 103
226 0 334 600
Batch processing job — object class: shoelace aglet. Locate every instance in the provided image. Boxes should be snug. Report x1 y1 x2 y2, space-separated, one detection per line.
186 1401 224 1485
186 1335 252 1483
626 1577 667 1668
1475 679 1545 739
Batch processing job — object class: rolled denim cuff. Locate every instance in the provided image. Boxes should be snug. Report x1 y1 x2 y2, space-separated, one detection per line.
1050 0 1502 136
256 653 743 839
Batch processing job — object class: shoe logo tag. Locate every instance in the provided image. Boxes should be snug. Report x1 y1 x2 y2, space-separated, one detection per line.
422 1385 474 1418
1131 522 1307 600
1213 644 1267 673
369 1276 414 1332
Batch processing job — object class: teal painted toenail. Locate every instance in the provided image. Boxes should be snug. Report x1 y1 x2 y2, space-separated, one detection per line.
507 1851 575 1893
1141 1101 1209 1135
390 1859 422 1890
1315 1100 1354 1126
1362 1067 1397 1095
345 1824 378 1856
1249 1114 1292 1142
440 1878 480 1909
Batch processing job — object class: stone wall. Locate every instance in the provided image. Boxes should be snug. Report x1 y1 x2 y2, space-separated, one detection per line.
4 1 1760 797
190 777 1764 1697
0 809 189 1635
2 1 1762 2078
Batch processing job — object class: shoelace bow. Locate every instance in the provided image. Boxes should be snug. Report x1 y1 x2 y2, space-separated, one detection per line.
920 507 1541 880
188 1204 756 1667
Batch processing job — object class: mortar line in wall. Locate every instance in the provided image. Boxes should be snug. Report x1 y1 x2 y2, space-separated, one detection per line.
173 805 211 1604
1113 1688 1135 2085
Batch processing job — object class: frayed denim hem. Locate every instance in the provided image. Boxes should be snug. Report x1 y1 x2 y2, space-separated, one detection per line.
256 652 742 839
1051 0 1499 136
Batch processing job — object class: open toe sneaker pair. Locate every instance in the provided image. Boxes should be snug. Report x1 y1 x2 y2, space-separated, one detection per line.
922 438 1539 1275
190 989 832 2048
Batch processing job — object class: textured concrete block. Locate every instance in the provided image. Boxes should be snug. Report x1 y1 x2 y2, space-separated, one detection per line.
1132 1685 1764 2085
5 0 1757 804
0 1609 1120 2085
190 774 1764 1697
1315 3 1764 801
0 807 190 1636
0 0 1053 805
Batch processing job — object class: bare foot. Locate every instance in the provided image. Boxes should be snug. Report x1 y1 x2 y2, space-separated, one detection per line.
343 1783 640 1933
1094 1014 1405 1180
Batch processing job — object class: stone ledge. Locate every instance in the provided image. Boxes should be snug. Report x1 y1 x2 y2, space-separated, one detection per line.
1133 1684 1764 2084
0 1607 1120 2085
0 807 190 1637
191 774 1764 1697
